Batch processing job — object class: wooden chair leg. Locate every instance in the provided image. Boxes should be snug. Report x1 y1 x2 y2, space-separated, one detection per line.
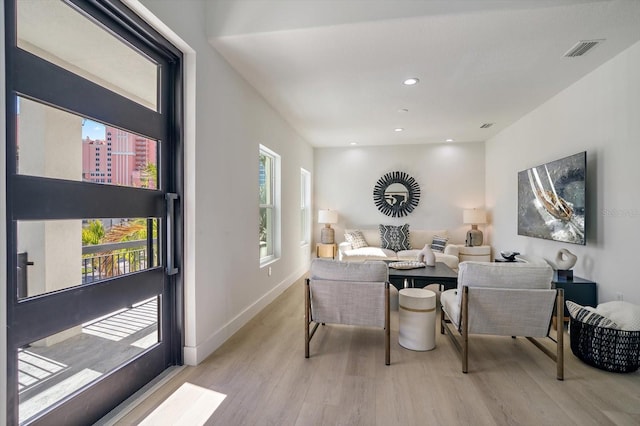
556 289 564 380
305 279 310 359
462 286 469 373
385 282 390 365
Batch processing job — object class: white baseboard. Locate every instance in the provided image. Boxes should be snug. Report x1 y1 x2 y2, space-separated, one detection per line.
183 264 308 365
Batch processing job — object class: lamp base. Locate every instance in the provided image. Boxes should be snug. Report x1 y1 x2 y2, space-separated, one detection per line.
465 229 483 247
320 226 335 244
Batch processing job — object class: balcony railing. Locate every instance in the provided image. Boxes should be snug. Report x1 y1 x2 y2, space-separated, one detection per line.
82 239 157 283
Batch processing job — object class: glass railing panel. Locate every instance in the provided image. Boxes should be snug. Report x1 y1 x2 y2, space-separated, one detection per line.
17 218 159 300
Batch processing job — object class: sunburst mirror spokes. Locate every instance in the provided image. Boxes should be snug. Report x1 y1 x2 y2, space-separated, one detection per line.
373 171 420 217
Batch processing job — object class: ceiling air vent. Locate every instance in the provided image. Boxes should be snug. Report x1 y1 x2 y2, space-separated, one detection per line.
564 39 604 58
480 123 493 129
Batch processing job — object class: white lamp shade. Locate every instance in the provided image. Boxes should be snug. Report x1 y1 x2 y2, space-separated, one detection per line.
318 209 338 224
463 209 487 225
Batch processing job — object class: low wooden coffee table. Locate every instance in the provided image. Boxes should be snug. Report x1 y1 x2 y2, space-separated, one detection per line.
388 262 457 291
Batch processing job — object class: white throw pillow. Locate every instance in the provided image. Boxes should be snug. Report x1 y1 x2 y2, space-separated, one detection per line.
566 301 618 329
344 230 368 249
595 301 640 331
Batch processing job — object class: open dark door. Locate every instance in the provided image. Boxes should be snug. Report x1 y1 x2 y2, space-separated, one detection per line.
4 1 183 424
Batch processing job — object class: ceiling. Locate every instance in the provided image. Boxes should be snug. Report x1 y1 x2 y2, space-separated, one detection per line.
208 0 640 148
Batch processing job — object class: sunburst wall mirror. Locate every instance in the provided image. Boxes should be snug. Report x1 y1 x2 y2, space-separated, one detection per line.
373 171 420 217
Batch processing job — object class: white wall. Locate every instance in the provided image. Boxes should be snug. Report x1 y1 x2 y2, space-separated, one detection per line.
134 0 314 364
315 142 485 245
486 40 640 305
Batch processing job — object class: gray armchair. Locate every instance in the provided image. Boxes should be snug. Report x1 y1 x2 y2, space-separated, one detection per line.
305 259 391 365
441 261 564 380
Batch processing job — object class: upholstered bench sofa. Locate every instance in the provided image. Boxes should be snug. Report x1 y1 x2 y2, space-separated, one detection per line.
338 226 460 270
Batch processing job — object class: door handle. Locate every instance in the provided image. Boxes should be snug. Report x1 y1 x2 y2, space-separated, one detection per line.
166 193 179 276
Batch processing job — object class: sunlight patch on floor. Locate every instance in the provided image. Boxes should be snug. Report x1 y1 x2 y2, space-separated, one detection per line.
138 383 227 426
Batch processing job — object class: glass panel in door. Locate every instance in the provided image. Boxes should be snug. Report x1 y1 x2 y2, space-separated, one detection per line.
16 97 158 189
18 296 159 424
17 218 158 300
16 0 159 110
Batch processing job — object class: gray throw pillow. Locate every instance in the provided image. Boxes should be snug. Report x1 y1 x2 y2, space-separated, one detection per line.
431 235 448 252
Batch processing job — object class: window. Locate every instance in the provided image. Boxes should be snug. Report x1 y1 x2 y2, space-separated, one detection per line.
259 145 280 264
300 168 311 245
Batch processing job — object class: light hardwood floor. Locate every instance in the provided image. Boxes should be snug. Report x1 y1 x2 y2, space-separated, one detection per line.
114 276 640 425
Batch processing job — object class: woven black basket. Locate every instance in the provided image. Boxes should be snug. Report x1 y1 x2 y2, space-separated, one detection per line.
569 317 640 373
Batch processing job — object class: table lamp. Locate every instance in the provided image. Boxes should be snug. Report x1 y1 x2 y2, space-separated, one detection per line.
318 209 338 244
463 208 487 247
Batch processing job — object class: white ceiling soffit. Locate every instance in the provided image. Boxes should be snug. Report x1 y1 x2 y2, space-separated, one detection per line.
208 1 640 147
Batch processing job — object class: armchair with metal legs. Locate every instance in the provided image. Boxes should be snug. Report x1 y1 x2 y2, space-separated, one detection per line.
305 259 391 365
440 261 564 380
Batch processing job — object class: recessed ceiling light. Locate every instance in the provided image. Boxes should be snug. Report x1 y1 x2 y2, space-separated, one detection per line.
446 138 454 142
349 141 358 146
394 128 404 132
398 108 409 113
403 78 419 86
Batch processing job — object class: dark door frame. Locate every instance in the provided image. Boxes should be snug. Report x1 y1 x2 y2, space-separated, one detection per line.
4 0 184 424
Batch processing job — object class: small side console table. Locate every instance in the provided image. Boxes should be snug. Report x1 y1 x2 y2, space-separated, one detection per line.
316 243 337 259
458 245 491 262
553 276 597 321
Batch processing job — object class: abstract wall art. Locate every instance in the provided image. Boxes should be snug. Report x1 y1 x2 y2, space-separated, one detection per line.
518 152 586 245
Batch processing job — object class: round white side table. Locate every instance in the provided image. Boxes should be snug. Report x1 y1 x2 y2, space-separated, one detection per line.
398 288 436 351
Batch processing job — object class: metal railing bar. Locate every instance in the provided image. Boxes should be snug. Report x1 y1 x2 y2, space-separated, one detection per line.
82 239 157 255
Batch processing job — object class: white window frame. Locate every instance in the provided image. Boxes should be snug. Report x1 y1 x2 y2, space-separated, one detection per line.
300 168 311 246
259 145 280 265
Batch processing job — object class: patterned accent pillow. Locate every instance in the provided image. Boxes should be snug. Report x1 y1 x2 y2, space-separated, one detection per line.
344 230 368 249
379 224 411 252
566 301 619 329
431 235 448 252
